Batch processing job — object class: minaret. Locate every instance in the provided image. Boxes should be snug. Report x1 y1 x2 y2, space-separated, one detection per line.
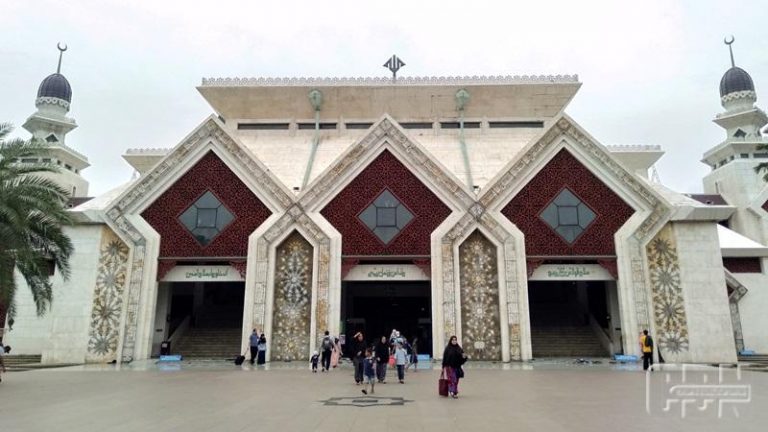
702 37 768 243
22 43 90 198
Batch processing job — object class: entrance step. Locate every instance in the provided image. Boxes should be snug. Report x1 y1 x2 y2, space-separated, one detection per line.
1 354 42 368
531 326 608 358
738 354 768 365
173 328 242 359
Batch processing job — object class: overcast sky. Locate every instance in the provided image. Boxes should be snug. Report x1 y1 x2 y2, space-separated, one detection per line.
2 0 767 196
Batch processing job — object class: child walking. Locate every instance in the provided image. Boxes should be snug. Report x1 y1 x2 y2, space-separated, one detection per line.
310 350 320 373
394 342 408 383
361 348 376 395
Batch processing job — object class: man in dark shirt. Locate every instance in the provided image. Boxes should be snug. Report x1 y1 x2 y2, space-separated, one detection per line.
374 336 390 383
351 332 366 384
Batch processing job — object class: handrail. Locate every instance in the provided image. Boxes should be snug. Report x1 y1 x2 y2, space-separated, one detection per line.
589 314 614 355
168 316 191 344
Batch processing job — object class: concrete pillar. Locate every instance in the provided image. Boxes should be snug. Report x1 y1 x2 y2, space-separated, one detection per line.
672 222 737 363
150 283 172 356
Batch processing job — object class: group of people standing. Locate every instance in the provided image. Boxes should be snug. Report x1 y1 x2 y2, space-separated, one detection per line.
311 331 342 372
347 329 425 395
248 329 267 365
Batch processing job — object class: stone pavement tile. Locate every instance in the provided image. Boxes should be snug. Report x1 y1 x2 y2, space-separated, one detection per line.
0 363 766 432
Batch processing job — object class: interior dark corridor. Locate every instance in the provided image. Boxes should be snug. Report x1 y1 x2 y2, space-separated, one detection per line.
528 280 610 357
341 281 432 356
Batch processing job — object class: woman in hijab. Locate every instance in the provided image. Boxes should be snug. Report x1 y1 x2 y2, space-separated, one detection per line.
441 335 467 398
256 333 267 365
330 337 342 369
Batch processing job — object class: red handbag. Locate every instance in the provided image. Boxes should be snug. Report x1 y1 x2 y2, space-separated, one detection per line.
438 368 449 397
388 355 395 367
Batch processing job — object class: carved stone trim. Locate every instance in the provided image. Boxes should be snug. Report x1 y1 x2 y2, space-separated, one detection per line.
104 119 295 362
479 116 669 242
251 212 332 348
111 118 293 216
725 270 748 353
201 75 579 87
35 96 70 109
720 90 756 103
299 117 474 212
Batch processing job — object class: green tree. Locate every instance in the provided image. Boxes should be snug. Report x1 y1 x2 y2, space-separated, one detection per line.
0 122 73 322
756 142 768 181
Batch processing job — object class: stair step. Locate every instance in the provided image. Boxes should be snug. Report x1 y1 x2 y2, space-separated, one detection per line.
531 325 608 358
172 326 241 358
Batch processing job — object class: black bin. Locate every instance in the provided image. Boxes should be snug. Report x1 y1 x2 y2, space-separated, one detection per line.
160 340 171 356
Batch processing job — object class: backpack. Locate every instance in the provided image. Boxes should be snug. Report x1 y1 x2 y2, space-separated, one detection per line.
644 335 654 349
322 337 333 351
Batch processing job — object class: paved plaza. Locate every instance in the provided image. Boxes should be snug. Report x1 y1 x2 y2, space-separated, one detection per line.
0 361 765 431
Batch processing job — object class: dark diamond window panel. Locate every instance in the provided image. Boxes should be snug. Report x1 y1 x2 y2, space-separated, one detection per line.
358 189 414 244
539 188 596 244
179 191 235 246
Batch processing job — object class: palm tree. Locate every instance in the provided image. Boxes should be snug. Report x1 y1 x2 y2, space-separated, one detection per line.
0 122 73 323
756 142 768 181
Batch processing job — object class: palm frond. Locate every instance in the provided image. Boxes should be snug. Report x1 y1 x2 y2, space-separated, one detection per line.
0 122 73 317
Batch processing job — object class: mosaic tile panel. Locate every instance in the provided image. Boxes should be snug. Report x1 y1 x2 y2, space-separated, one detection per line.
320 150 451 256
459 231 502 361
646 225 689 354
141 151 272 258
86 228 130 362
501 149 635 256
271 231 313 361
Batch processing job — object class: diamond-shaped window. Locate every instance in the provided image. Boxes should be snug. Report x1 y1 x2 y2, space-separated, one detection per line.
539 188 596 244
358 189 414 244
179 191 235 246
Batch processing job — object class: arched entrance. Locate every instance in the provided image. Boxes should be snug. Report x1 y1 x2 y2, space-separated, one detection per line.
341 264 432 356
527 264 620 357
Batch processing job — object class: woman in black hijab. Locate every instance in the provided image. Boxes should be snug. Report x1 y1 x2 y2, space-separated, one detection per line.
441 335 467 398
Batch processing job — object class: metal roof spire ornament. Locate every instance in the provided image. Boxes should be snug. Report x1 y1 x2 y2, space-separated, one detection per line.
383 55 405 81
724 35 736 67
56 42 67 73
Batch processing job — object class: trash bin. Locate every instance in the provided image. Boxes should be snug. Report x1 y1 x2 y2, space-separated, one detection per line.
160 340 171 356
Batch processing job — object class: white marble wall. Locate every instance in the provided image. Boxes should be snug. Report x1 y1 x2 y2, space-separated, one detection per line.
673 222 737 363
703 161 768 244
732 271 768 353
4 225 103 364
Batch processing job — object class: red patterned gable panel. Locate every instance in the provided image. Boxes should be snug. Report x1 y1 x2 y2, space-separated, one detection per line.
141 151 271 258
321 150 452 256
723 257 762 273
502 149 635 256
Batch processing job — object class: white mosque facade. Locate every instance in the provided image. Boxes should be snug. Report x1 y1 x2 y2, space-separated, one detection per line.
2 46 768 365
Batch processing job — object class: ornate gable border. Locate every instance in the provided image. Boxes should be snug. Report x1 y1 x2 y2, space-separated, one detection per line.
298 115 475 212
248 205 332 359
479 116 669 240
104 117 295 362
291 115 482 358
437 115 674 358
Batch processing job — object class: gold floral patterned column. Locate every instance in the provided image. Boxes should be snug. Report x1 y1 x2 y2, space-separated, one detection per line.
646 224 689 356
459 231 502 360
86 228 129 363
271 231 313 361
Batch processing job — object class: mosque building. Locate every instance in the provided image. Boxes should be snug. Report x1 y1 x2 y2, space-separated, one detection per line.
2 42 767 365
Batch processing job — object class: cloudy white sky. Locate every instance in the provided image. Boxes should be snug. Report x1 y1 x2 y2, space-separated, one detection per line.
2 0 767 196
